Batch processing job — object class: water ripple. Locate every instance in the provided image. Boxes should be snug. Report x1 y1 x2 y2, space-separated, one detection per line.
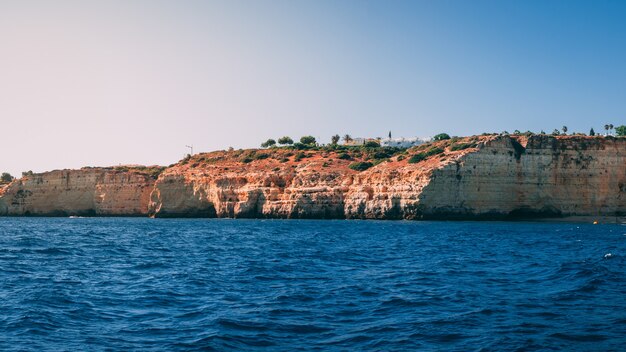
0 218 625 351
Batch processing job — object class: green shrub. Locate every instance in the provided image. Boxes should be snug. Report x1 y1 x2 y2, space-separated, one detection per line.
293 142 313 150
337 152 352 160
370 150 392 159
425 147 444 156
433 133 451 141
180 154 191 165
449 143 476 151
408 154 426 163
1 172 13 183
294 152 306 161
348 161 374 171
372 158 388 166
396 155 406 161
149 168 163 180
364 140 380 148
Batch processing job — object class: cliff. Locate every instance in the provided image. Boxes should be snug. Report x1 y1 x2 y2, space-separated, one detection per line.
147 135 625 219
0 167 159 216
419 135 625 218
1 136 624 220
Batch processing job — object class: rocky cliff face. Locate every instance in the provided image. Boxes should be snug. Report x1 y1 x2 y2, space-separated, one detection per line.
147 135 625 219
1 136 624 219
0 168 157 216
420 136 625 218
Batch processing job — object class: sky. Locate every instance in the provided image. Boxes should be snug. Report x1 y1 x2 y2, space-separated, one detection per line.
1 0 625 176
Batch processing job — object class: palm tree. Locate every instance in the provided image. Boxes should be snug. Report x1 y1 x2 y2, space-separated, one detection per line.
562 126 568 135
331 134 340 145
609 124 614 135
343 134 353 144
605 124 610 135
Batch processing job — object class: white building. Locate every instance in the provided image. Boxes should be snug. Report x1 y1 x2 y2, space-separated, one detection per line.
380 137 426 148
342 137 368 146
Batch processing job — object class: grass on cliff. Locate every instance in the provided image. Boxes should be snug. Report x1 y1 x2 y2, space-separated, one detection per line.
108 165 166 179
175 135 488 171
179 143 406 169
405 136 484 164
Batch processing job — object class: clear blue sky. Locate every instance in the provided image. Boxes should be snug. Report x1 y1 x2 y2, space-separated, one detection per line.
1 0 625 175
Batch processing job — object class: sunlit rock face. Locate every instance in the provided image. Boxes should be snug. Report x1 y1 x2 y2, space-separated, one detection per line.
0 169 156 216
147 136 625 219
417 136 625 219
1 136 624 219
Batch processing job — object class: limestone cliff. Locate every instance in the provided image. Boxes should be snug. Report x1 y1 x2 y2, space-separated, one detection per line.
1 136 624 219
419 135 625 218
0 168 158 216
147 135 625 219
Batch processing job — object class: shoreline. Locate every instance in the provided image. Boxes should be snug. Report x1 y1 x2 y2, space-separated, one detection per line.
2 135 624 220
2 214 624 224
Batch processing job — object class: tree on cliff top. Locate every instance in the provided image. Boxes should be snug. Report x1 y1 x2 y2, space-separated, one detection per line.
433 133 450 141
331 134 340 145
277 136 293 145
1 172 13 183
261 139 276 148
562 126 568 135
300 136 317 146
589 128 595 136
616 125 626 136
343 134 353 143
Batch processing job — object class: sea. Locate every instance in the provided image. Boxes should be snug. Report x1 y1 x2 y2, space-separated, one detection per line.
0 217 624 351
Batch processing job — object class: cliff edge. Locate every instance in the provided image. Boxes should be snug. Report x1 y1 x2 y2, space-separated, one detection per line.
0 167 161 216
146 135 625 219
1 135 624 220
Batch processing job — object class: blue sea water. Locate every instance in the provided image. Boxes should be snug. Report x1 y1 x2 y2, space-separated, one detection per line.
0 218 625 351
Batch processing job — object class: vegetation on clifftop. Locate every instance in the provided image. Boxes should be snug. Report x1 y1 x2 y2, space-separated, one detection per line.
348 161 374 171
108 166 166 179
1 172 14 184
163 131 626 178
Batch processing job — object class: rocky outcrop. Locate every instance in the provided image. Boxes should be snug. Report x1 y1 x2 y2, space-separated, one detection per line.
0 168 157 216
418 136 625 218
147 135 625 219
1 136 624 219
